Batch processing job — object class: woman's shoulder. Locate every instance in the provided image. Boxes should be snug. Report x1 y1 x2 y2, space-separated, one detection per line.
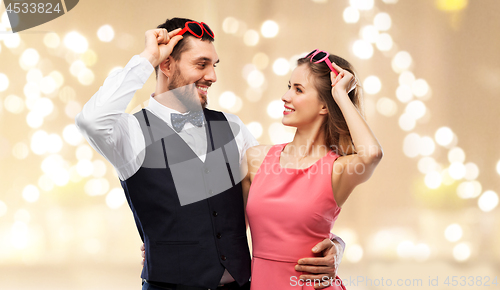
247 144 275 160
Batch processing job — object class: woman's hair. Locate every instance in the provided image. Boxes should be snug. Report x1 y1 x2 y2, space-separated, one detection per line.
297 53 364 156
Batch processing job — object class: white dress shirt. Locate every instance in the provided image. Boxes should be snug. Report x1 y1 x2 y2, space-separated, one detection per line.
75 55 258 285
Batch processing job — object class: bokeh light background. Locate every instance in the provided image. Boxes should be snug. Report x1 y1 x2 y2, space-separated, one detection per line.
0 0 499 289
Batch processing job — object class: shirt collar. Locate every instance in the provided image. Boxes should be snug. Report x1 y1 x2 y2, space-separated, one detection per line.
146 93 199 128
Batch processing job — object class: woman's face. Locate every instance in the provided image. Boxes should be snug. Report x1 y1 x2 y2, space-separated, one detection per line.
281 65 327 128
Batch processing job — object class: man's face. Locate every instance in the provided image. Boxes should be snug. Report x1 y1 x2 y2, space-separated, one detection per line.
167 37 219 111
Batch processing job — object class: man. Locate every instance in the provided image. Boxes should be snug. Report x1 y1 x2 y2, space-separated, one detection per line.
76 18 345 290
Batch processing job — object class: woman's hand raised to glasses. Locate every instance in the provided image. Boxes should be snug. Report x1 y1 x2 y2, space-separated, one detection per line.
330 62 357 97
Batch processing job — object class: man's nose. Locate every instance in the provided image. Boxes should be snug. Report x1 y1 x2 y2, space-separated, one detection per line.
205 66 217 83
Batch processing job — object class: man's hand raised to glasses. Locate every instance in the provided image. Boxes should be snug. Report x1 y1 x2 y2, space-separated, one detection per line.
139 28 183 67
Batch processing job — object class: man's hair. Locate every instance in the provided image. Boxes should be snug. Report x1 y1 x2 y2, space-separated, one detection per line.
155 17 215 79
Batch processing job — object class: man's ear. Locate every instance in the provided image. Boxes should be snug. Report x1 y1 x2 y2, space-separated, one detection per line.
159 56 173 79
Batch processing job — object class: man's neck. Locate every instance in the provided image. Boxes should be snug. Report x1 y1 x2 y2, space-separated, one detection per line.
153 90 189 113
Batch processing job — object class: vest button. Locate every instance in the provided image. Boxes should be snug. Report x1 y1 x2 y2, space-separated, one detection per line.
221 255 226 261
204 168 210 174
209 190 214 195
216 233 222 239
212 211 218 217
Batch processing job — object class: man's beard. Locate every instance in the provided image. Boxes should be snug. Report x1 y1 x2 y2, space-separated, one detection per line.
168 69 207 111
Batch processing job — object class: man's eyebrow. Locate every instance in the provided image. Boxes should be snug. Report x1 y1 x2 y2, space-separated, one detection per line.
193 57 219 64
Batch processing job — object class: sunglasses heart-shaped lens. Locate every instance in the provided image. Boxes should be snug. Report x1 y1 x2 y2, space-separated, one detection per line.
312 52 328 62
187 22 203 37
202 23 214 37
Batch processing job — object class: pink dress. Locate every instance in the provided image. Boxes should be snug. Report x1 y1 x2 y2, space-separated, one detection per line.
246 143 346 289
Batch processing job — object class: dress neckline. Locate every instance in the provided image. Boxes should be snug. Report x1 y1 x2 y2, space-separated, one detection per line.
278 143 333 170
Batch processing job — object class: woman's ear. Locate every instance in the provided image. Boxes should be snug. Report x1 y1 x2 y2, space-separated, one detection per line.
319 103 328 115
158 57 173 79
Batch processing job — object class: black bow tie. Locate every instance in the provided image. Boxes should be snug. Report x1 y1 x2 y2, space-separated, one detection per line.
170 111 204 133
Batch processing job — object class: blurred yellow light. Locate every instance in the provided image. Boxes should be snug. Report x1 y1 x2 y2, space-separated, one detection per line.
4 94 25 114
219 91 236 108
4 33 21 48
435 127 453 146
343 6 360 23
76 160 94 177
243 30 259 46
49 71 64 88
425 171 442 189
376 33 393 51
392 51 412 73
361 25 379 43
463 162 479 180
33 97 54 117
405 100 426 120
399 71 415 86
20 48 40 68
376 97 397 117
261 20 279 38
64 31 89 53
345 244 363 263
418 136 435 156
414 243 431 262
267 100 284 119
77 68 95 86
252 53 269 70
242 64 257 80
478 190 498 212
247 122 263 139
448 147 465 163
0 73 9 92
70 60 86 77
81 49 98 67
444 223 462 242
396 240 415 258
63 124 83 146
76 144 93 160
398 113 416 131
363 76 381 94
268 122 295 144
452 242 470 262
350 0 374 10
403 133 420 158
456 181 481 199
85 178 110 196
97 25 115 42
396 85 413 103
272 58 290 76
43 32 60 48
448 162 466 180
496 160 500 175
31 130 49 155
46 134 63 154
92 160 107 178
59 86 76 103
374 12 392 31
12 142 29 160
26 69 43 83
51 168 70 186
245 87 263 103
41 154 64 174
106 188 127 209
352 40 373 59
418 157 439 174
22 185 40 203
436 0 468 11
38 174 55 192
65 100 82 119
247 70 265 88
222 17 239 34
11 221 28 249
26 111 44 128
412 79 429 97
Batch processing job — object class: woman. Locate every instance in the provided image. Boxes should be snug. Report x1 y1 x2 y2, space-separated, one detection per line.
242 49 383 289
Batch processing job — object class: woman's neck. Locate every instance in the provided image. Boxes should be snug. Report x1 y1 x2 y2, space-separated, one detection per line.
287 124 329 159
